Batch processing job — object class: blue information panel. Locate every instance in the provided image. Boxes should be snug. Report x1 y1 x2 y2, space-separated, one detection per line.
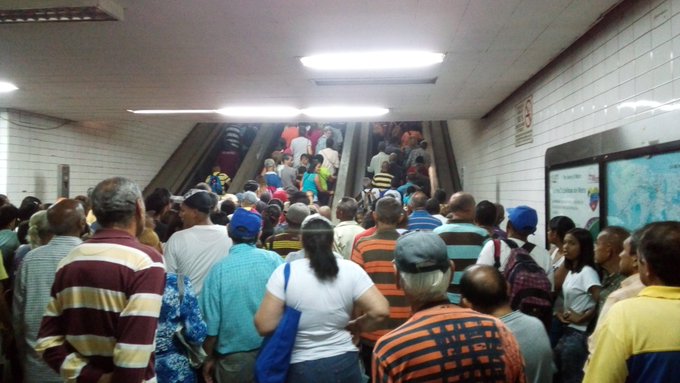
606 151 680 231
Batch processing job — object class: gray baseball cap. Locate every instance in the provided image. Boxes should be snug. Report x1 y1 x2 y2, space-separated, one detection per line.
394 231 449 273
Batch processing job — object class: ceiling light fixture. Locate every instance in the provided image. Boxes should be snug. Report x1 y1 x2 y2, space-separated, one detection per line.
0 0 124 23
127 109 215 114
128 105 390 118
0 81 19 93
300 51 445 71
216 107 301 118
313 77 438 86
303 106 389 118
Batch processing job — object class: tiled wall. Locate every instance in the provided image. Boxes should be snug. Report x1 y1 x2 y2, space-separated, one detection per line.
0 109 194 202
448 0 679 247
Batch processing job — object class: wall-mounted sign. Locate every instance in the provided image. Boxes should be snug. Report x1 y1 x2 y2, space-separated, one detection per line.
514 96 533 147
607 151 680 231
548 163 600 231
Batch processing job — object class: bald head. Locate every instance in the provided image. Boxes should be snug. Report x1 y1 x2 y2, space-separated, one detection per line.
318 205 332 220
459 265 508 313
48 199 86 236
448 192 476 220
408 191 428 210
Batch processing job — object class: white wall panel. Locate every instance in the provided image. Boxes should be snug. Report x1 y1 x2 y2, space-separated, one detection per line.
1 110 194 203
448 0 680 247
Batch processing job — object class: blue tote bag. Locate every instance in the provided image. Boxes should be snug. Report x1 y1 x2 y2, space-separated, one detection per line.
255 262 301 383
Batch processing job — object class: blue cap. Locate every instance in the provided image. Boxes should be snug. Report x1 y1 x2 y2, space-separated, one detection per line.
508 205 538 234
229 208 261 239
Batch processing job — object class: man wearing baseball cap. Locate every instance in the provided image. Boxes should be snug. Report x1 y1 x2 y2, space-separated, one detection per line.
372 231 525 382
200 208 283 382
164 189 233 295
476 205 551 273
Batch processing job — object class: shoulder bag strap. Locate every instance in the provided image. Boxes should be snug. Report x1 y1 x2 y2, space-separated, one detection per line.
283 262 291 292
502 238 519 249
493 239 501 269
522 242 536 253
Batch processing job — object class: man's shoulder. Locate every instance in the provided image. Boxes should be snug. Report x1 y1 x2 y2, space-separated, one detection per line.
23 239 80 262
435 223 488 237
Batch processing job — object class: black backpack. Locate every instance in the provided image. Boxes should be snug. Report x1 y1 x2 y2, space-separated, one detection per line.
494 239 553 329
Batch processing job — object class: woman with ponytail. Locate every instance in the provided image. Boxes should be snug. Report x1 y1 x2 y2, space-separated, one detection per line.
255 214 389 383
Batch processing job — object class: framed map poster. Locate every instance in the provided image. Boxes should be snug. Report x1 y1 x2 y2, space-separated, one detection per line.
606 151 680 232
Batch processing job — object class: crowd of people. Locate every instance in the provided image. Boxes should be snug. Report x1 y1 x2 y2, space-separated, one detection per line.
0 124 678 383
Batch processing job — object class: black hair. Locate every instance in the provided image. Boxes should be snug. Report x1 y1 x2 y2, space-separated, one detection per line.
145 188 171 215
282 154 292 162
378 141 386 151
362 210 376 229
244 180 259 192
564 228 595 272
433 189 447 204
425 198 440 215
18 196 42 222
210 211 229 226
300 153 310 161
325 137 335 149
313 154 324 164
290 191 310 205
475 200 497 227
307 160 320 174
260 204 282 244
638 221 680 286
269 198 284 210
220 199 236 215
16 220 29 245
301 217 338 281
0 204 19 228
260 192 271 204
460 265 508 312
548 216 576 242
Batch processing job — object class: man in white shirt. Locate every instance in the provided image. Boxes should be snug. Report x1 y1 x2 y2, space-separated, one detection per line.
367 142 390 176
290 127 312 167
333 197 364 259
319 138 340 175
164 189 233 295
477 205 551 273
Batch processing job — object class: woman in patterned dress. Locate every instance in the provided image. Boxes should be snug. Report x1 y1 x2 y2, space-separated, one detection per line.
155 273 208 383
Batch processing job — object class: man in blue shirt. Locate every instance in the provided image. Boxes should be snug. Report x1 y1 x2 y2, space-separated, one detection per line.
406 192 443 232
201 208 283 383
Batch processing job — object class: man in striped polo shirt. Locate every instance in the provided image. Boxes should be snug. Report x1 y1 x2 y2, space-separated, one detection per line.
14 199 85 383
352 197 410 381
406 191 443 232
373 231 525 383
265 202 310 258
36 177 166 383
433 192 489 304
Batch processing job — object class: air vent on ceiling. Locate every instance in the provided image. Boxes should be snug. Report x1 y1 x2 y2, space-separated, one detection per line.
313 77 438 86
0 0 124 23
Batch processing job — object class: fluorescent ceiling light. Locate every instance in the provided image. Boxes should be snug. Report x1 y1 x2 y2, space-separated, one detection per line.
127 109 215 114
216 107 301 118
0 81 19 93
128 105 389 118
313 77 438 86
300 51 445 70
0 0 124 23
302 106 389 118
